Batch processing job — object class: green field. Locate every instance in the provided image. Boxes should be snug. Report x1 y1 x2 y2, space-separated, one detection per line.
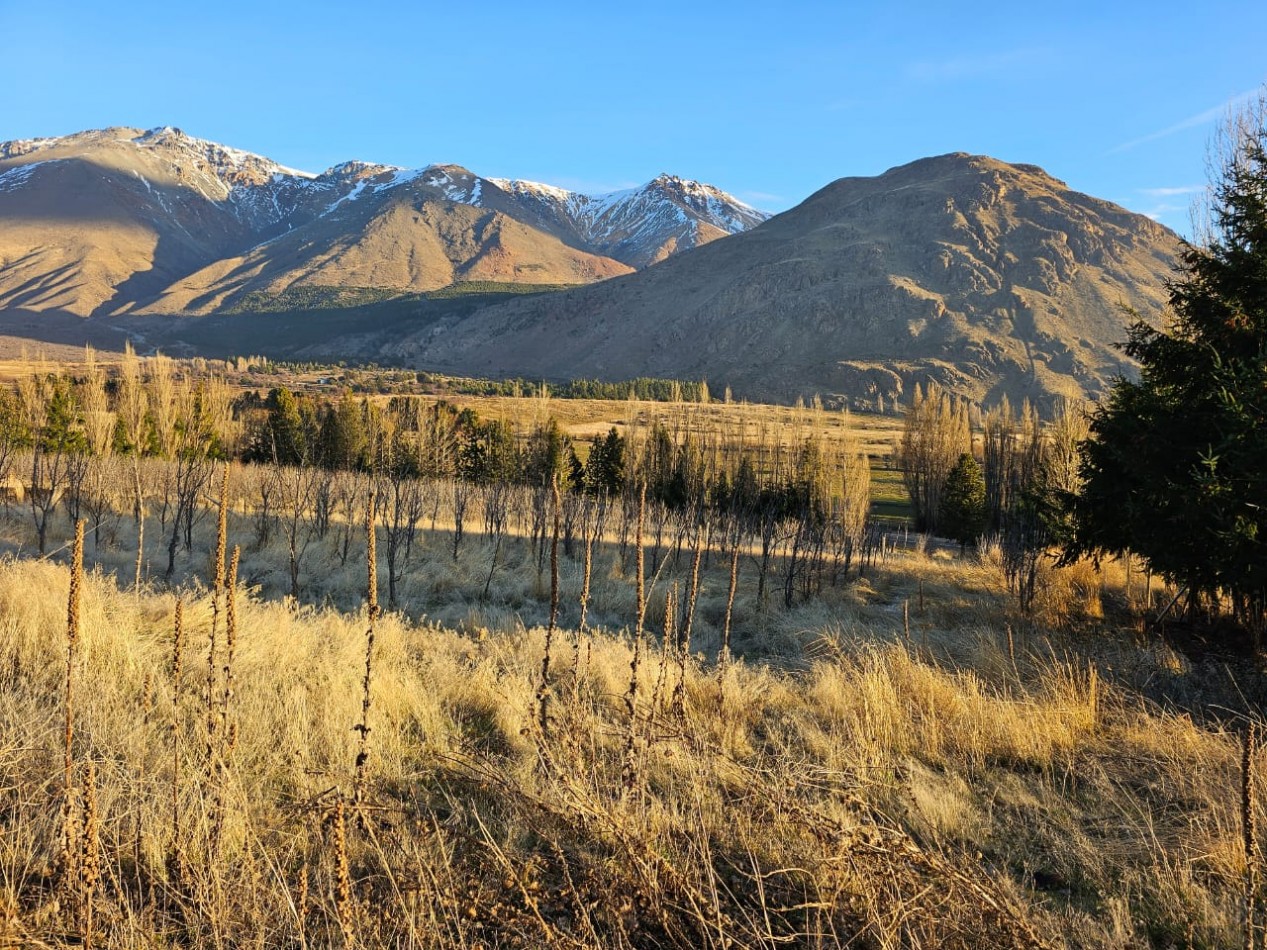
869 465 912 523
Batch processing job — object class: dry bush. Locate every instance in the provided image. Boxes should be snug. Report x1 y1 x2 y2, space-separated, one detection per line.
1031 557 1105 625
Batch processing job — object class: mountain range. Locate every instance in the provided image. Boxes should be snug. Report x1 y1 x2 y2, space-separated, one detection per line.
0 126 765 316
0 127 1184 408
376 153 1182 407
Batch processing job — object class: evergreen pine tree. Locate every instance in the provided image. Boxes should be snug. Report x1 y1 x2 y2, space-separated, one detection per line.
939 452 986 547
1068 94 1267 631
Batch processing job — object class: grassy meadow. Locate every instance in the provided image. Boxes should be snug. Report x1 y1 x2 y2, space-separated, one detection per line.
0 456 1262 949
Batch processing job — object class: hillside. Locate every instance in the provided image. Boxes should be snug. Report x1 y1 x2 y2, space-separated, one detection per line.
374 153 1182 408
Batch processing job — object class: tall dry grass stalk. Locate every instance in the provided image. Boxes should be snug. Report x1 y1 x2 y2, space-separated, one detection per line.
536 483 561 741
170 599 184 848
721 543 738 666
652 583 677 718
672 570 692 724
1247 720 1259 950
214 462 229 584
296 861 310 947
570 511 591 696
682 529 702 654
353 492 378 805
134 509 144 594
717 541 740 716
1088 663 1100 726
634 483 646 639
333 797 356 947
221 545 241 757
578 504 594 635
620 624 644 799
79 760 100 950
206 464 230 769
209 546 240 856
134 671 153 897
622 492 647 799
59 518 85 898
677 527 702 721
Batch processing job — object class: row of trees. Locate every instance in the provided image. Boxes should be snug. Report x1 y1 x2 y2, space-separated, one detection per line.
0 350 878 612
437 374 713 403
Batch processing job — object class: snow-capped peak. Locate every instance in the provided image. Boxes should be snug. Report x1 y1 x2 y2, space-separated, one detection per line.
0 135 66 161
488 177 575 203
132 126 316 186
319 160 403 181
483 174 769 265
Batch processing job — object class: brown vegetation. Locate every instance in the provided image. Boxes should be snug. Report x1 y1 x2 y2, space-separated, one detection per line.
0 464 1261 947
0 355 1260 947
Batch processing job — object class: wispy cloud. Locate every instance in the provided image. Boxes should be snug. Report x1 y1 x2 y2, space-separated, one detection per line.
1132 192 1199 235
1109 89 1260 154
1138 184 1205 197
906 47 1048 82
1140 202 1187 221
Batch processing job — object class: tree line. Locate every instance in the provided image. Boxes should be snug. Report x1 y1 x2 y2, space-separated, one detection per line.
0 348 878 614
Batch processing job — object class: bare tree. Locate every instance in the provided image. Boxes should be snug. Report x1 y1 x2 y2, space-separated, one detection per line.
148 353 178 460
452 479 470 563
163 379 216 582
1000 400 1088 613
19 374 84 554
829 421 871 582
898 382 972 533
277 464 320 601
380 473 425 611
251 463 282 550
332 470 367 566
0 387 21 513
79 349 117 549
116 343 150 587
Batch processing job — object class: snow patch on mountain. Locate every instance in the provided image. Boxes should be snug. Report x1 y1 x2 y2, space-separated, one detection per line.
0 137 65 161
0 160 60 193
489 178 574 203
486 173 768 264
324 179 370 216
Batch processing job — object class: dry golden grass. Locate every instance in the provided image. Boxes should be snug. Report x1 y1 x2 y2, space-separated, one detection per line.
0 500 1260 947
400 392 906 461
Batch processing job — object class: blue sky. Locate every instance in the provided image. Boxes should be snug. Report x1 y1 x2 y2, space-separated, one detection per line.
1 0 1263 235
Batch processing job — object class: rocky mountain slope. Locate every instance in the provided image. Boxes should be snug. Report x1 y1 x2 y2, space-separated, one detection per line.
0 127 766 316
375 153 1182 409
491 174 769 268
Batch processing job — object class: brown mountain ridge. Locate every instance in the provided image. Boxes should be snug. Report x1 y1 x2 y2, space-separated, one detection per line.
366 153 1182 409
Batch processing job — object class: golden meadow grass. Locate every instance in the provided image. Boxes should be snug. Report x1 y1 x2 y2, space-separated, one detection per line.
0 491 1261 947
